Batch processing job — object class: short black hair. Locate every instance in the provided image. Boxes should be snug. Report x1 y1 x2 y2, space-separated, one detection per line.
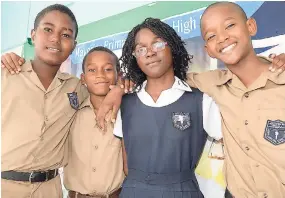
34 4 78 39
201 1 247 25
120 17 192 90
82 46 120 73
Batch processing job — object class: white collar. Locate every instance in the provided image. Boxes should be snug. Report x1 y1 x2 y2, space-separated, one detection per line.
137 76 192 107
139 76 192 93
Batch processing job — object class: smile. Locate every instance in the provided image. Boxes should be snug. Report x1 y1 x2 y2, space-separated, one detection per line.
94 82 108 85
46 47 60 52
220 43 237 53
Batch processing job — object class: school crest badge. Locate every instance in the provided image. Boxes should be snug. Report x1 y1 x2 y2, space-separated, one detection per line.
172 112 191 131
264 120 285 146
67 92 79 110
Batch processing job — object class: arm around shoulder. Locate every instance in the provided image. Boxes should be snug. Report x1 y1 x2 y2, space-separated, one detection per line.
186 70 226 97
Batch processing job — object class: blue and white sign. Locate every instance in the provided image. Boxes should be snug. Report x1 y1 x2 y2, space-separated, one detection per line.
70 1 285 67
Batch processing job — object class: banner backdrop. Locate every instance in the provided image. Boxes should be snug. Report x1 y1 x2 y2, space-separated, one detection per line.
67 1 285 77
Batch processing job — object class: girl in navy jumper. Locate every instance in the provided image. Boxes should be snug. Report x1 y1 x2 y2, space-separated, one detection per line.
113 18 222 198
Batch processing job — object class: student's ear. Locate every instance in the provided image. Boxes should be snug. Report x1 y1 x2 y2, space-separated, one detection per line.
31 29 36 45
80 73 86 86
204 45 215 58
246 17 257 37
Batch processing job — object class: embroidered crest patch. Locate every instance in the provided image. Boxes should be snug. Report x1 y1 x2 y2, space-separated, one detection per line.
264 120 285 146
67 92 79 110
172 112 191 131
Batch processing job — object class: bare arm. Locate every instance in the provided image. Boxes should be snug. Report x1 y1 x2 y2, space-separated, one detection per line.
122 140 128 176
96 85 124 130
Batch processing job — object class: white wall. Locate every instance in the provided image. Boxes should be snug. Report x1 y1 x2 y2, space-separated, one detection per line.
1 1 150 53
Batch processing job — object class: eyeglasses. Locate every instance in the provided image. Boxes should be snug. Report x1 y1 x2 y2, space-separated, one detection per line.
132 41 168 58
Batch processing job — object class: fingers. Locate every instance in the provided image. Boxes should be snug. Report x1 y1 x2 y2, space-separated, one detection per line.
268 53 276 72
95 122 107 134
270 53 285 73
1 52 24 74
19 57 25 65
1 55 15 75
118 72 135 93
10 53 21 73
109 85 117 90
117 74 125 89
269 53 276 59
96 86 124 132
124 79 130 93
129 80 135 93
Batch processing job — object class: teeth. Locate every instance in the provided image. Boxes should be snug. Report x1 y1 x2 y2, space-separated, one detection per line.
47 47 59 52
221 43 236 53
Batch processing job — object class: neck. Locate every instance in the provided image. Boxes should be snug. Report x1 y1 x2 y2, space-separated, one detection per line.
226 50 269 87
31 58 61 80
90 94 105 111
145 69 175 102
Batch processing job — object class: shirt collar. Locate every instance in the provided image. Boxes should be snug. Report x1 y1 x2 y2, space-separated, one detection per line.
20 60 33 72
265 70 285 85
80 96 94 110
139 76 193 93
213 67 285 87
79 96 113 121
21 60 72 81
256 55 285 85
214 69 233 86
213 55 284 86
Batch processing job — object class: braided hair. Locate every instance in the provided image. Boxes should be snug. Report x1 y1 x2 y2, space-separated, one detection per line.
120 17 193 90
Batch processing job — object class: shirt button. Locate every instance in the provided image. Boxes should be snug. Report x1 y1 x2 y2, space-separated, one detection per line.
94 145 98 150
44 95 48 99
244 93 249 98
245 146 250 151
255 164 260 167
263 193 268 198
45 116 48 122
245 120 249 125
92 167 96 172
